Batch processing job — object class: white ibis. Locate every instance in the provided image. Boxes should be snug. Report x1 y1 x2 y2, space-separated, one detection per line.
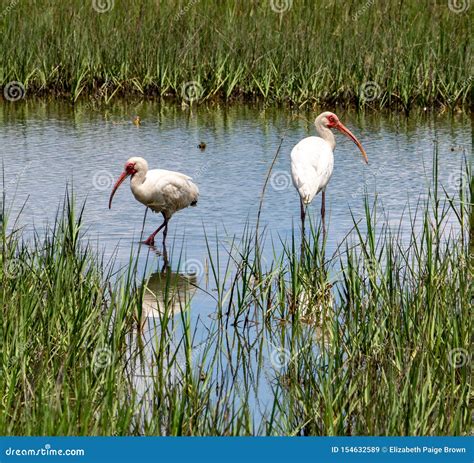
109 157 199 249
290 111 368 238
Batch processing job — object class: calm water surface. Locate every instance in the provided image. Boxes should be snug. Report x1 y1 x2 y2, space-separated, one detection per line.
2 102 469 251
1 101 470 422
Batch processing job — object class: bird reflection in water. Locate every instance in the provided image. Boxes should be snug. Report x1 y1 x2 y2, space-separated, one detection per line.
141 270 197 321
132 270 198 415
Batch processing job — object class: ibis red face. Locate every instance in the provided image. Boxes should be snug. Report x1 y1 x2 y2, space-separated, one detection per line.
108 162 137 209
327 114 368 164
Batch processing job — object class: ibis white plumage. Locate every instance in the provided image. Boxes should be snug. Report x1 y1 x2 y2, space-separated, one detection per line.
109 157 199 249
291 111 368 236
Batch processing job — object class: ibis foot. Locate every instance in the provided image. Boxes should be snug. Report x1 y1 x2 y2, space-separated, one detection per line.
142 235 155 246
142 218 168 247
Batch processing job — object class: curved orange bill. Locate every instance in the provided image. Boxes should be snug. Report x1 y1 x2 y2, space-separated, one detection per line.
108 171 129 209
336 122 369 164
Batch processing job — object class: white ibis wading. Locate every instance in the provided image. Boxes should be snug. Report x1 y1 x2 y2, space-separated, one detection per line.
290 111 368 238
109 157 199 249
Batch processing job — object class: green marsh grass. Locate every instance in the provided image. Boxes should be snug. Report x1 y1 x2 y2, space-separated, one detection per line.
0 0 471 109
0 152 471 435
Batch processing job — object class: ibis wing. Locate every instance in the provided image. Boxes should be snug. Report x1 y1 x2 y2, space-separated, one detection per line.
144 169 199 214
290 137 334 205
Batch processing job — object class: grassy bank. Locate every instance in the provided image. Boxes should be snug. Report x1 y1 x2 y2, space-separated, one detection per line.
0 150 471 435
0 0 471 110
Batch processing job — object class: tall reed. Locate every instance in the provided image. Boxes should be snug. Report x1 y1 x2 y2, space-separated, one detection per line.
0 0 470 109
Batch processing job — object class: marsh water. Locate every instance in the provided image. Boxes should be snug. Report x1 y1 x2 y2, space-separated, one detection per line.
2 101 469 258
1 101 470 424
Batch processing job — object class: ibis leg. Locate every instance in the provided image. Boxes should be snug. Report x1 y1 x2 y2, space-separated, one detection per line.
300 198 306 236
143 219 167 247
321 190 326 242
300 198 306 255
162 217 169 264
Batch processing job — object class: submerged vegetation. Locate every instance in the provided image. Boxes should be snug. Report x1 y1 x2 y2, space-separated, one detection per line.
1 152 471 435
0 0 471 109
